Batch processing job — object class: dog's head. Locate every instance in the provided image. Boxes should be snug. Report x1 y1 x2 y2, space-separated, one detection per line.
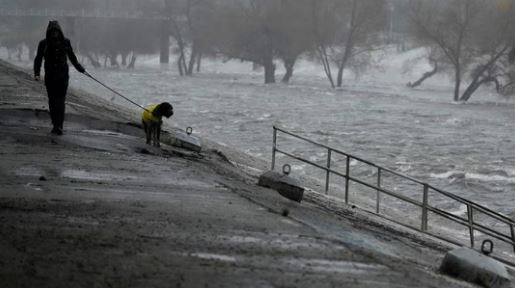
156 102 174 118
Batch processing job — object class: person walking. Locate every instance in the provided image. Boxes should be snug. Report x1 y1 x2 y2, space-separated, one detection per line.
34 20 86 135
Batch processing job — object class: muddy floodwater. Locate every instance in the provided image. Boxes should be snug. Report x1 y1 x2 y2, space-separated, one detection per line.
71 65 515 216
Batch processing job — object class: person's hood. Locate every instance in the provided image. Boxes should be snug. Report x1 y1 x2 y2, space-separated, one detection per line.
46 20 65 41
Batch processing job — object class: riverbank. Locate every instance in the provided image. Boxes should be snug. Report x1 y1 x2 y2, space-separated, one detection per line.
0 60 508 287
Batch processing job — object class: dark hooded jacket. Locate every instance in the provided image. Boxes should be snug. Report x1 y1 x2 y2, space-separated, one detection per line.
34 21 85 82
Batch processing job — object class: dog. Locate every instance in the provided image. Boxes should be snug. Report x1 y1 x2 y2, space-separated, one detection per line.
141 102 174 147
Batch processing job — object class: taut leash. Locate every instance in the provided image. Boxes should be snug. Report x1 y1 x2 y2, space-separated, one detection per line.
84 72 150 113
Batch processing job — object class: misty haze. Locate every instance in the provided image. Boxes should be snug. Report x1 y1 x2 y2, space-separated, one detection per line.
1 0 515 287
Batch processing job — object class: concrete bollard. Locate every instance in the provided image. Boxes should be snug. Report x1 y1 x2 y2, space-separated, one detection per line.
171 127 201 152
258 165 304 203
439 247 511 288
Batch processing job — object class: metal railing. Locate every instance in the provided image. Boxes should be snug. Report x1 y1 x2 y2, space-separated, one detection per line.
272 126 515 258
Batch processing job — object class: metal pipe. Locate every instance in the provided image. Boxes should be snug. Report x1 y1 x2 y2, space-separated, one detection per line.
421 184 429 231
275 149 330 172
473 222 514 242
467 205 475 248
426 207 511 243
511 224 515 254
424 206 514 246
345 156 350 204
325 149 332 194
276 148 423 206
277 147 515 246
426 206 469 227
379 208 515 260
278 126 515 225
272 127 515 256
276 147 515 239
429 184 507 219
466 202 515 226
275 127 377 167
274 126 427 185
376 167 381 214
271 127 277 170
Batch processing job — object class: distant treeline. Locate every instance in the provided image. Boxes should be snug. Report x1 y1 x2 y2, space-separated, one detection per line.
1 0 515 102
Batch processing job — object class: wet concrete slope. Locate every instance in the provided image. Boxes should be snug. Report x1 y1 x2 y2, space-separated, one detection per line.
0 60 499 287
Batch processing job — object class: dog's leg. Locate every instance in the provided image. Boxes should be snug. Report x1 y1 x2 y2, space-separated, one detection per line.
143 121 151 145
150 125 155 146
151 125 158 147
156 123 161 148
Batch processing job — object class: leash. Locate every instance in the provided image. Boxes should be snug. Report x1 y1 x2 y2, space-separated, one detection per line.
84 72 150 113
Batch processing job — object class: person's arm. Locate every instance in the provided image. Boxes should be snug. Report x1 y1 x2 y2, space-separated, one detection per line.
66 39 85 73
33 40 45 80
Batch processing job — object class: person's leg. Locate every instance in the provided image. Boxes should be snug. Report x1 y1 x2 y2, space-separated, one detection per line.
45 82 59 132
55 81 69 131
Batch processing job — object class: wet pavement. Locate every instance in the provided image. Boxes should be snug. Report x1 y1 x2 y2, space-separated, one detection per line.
0 60 510 287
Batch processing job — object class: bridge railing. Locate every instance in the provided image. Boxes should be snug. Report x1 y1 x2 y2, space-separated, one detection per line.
271 126 515 260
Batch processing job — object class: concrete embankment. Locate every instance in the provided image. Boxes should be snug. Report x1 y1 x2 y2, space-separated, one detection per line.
0 60 510 287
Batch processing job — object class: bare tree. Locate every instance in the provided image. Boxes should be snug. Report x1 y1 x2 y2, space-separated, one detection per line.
460 2 514 100
164 0 215 76
334 0 386 87
409 0 475 101
79 17 159 69
408 0 513 102
213 0 286 84
406 46 444 88
310 0 386 88
273 0 313 83
311 0 337 88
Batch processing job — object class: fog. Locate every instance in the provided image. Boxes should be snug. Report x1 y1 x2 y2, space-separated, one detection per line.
0 0 418 83
1 0 512 97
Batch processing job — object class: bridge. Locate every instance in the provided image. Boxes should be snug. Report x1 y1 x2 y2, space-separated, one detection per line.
0 8 168 20
0 8 172 63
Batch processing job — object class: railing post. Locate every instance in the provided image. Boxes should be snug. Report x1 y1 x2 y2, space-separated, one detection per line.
271 126 277 170
325 149 332 194
345 156 350 204
511 224 515 254
467 204 475 248
421 184 429 231
376 167 381 214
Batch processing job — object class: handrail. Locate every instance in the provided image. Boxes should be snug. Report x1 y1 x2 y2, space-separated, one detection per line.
272 126 515 258
276 126 429 185
429 184 515 225
274 126 515 224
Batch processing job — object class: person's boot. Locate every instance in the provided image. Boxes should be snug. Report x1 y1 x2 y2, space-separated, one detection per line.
51 127 63 135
